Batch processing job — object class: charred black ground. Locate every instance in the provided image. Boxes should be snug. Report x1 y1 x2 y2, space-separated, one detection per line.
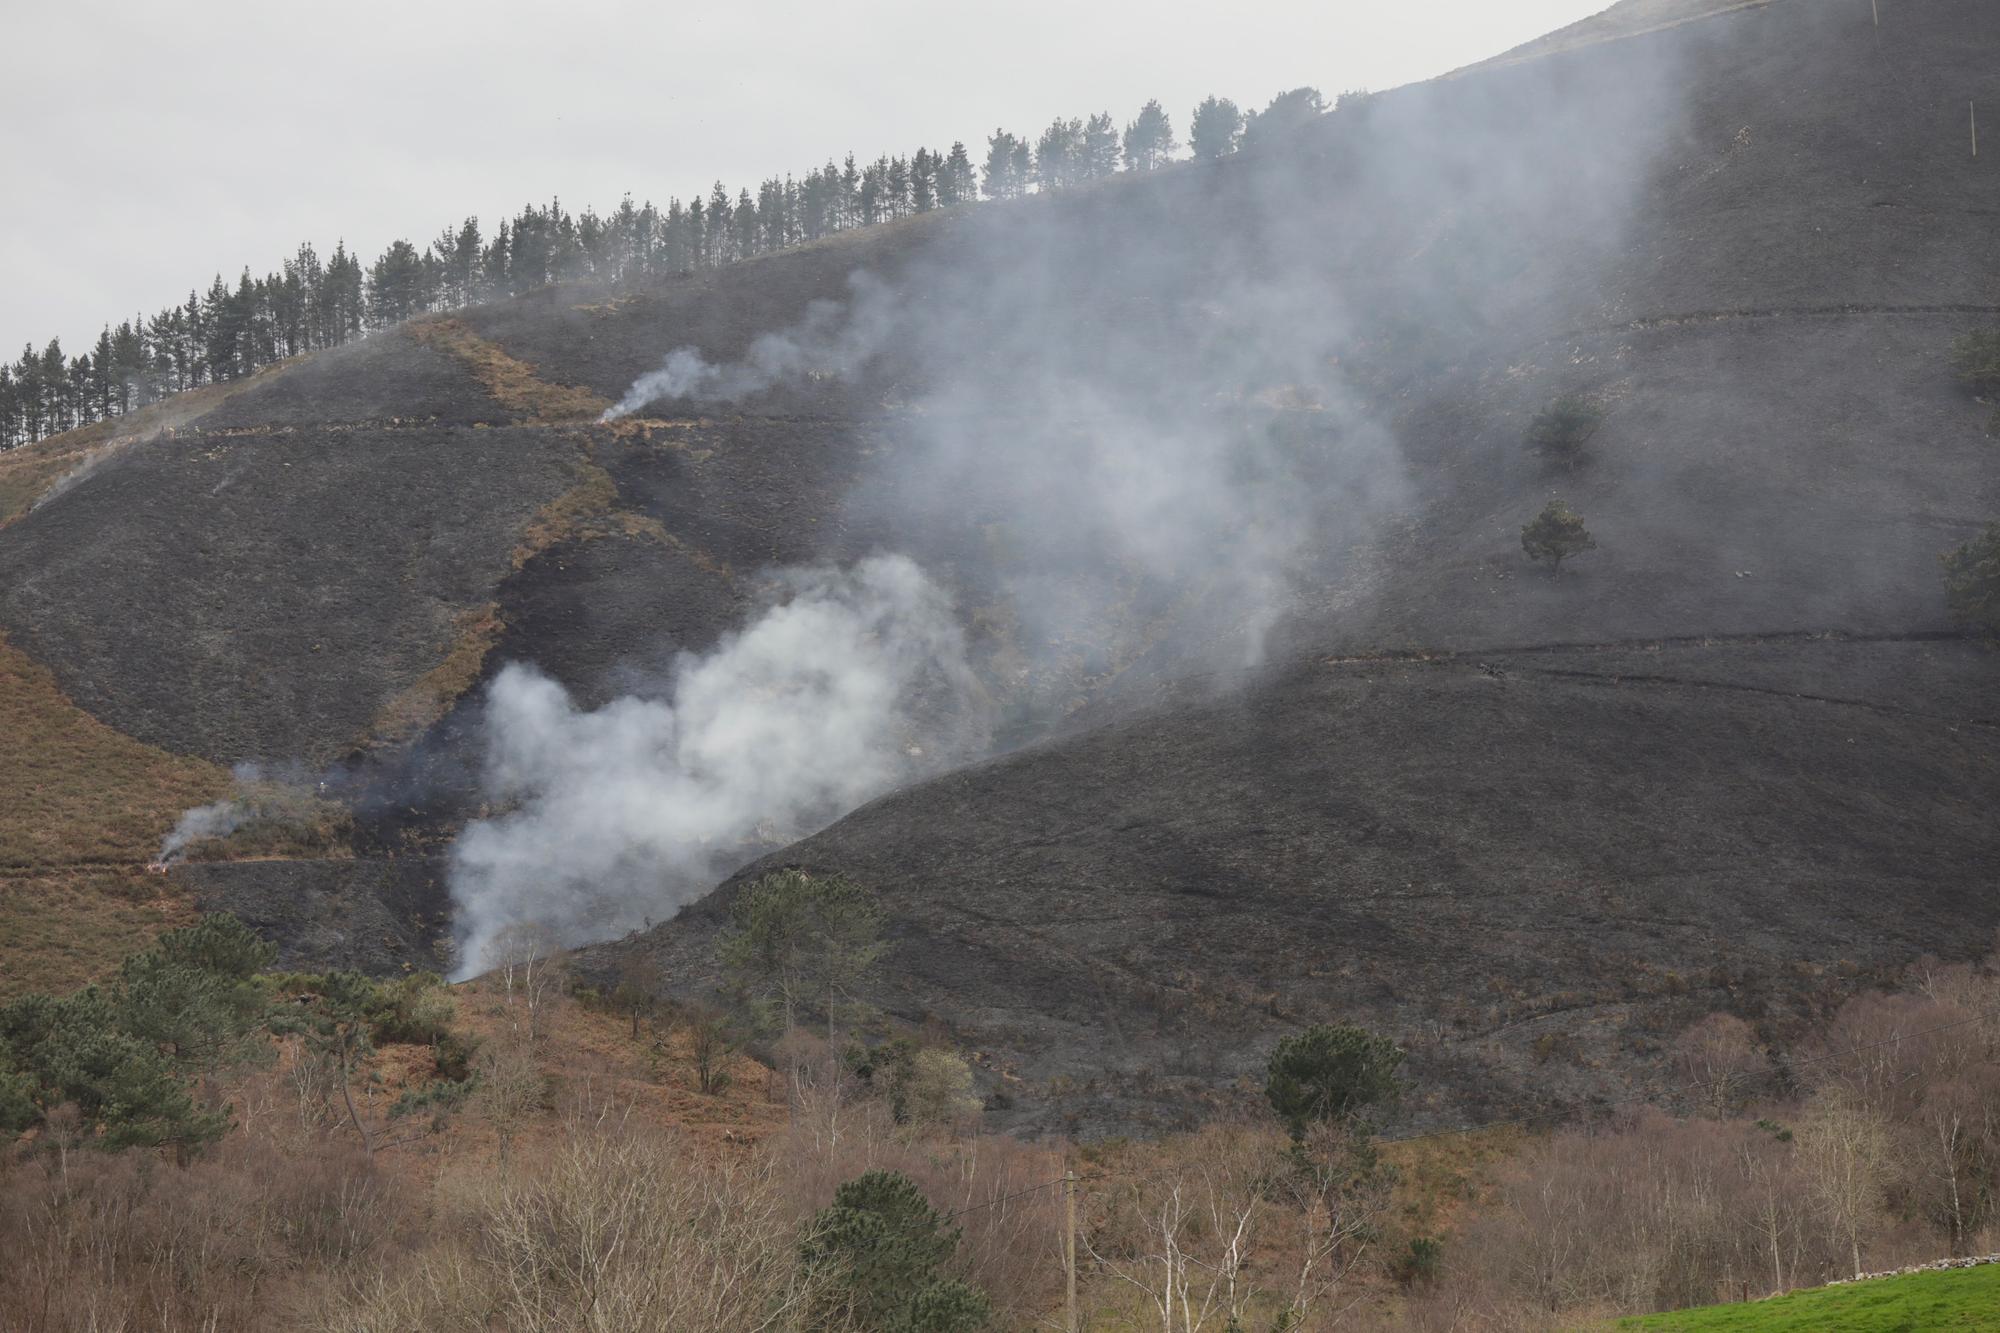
1 0 1994 1131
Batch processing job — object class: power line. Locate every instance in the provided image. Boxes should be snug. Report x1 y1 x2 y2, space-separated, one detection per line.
1377 1005 1998 1149
943 1174 1069 1221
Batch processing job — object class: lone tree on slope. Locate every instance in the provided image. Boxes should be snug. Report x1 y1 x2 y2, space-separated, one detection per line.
1265 1023 1406 1140
1948 329 2000 433
720 868 885 1036
801 1169 990 1332
1526 392 1605 471
1522 497 1597 574
1948 329 2000 396
1940 522 2000 637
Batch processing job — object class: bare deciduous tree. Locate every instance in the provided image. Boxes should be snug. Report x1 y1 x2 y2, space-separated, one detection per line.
1672 1013 1767 1117
1796 1092 1892 1279
488 922 569 1044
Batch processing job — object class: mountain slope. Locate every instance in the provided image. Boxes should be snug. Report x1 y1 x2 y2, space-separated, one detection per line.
601 633 1997 1134
0 0 1993 1128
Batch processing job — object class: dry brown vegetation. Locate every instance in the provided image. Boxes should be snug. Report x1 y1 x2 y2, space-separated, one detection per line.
0 633 225 998
510 453 621 565
0 634 227 870
0 871 195 1002
5 942 1997 1331
174 777 357 863
410 318 609 423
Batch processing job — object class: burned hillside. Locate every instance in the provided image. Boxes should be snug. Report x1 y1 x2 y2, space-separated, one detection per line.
0 0 1994 1129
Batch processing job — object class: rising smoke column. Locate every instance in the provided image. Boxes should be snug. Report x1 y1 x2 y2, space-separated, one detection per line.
447 554 987 975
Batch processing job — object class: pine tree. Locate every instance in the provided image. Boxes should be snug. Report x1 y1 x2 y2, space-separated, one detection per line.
940 142 976 206
801 1171 990 1333
1265 1023 1406 1139
983 130 1025 200
1526 393 1605 472
1082 111 1120 178
39 340 67 431
840 153 861 227
1034 117 1084 191
886 155 910 218
113 319 148 407
733 187 758 259
859 160 885 224
368 239 427 326
686 196 708 268
1123 99 1178 170
0 367 18 449
1240 86 1327 154
1521 498 1597 573
1190 95 1244 159
663 198 692 270
90 327 116 420
707 181 735 265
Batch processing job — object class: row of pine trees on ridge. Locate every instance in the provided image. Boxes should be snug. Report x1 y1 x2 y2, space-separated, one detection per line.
0 89 1339 451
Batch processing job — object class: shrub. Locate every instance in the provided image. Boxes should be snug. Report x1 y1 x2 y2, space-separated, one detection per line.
0 914 283 1150
684 1006 736 1095
1264 1023 1406 1139
900 1049 982 1131
1948 329 2000 396
1940 522 2000 636
802 1169 990 1331
1526 393 1605 471
1521 497 1597 573
721 868 885 1036
1398 1235 1444 1287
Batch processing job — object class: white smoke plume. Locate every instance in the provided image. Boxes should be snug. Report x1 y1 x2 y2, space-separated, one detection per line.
601 271 898 420
155 761 323 865
157 794 252 866
31 446 118 513
447 554 986 976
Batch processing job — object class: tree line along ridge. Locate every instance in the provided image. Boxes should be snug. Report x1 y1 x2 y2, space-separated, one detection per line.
0 89 1341 451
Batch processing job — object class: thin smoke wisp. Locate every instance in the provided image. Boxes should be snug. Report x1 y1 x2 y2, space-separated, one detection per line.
601 271 897 419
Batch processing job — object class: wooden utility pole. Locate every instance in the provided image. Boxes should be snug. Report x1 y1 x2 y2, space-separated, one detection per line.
1871 0 1878 26
1974 102 1980 158
1064 1169 1079 1332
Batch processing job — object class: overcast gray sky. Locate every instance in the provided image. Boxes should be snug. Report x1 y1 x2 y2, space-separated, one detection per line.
0 0 1610 356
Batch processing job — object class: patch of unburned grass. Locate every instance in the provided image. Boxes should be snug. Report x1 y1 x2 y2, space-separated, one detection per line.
0 633 226 994
0 871 196 1000
411 319 610 422
512 457 620 565
1615 1262 2000 1330
177 778 356 862
1382 1123 1526 1237
0 634 228 869
367 602 507 748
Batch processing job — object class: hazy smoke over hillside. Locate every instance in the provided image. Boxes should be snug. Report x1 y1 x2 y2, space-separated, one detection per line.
455 45 1690 963
448 555 985 974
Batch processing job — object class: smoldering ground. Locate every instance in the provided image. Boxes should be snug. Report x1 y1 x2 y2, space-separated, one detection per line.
447 43 1694 965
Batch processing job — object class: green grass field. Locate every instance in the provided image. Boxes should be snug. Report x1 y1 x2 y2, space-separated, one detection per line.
1618 1263 2000 1331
